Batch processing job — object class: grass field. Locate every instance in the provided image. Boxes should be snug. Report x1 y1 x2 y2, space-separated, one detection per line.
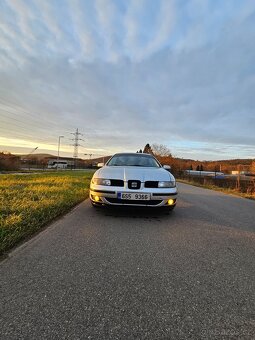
0 170 94 255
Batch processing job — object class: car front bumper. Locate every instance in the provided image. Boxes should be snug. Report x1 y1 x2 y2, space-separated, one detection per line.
90 185 177 207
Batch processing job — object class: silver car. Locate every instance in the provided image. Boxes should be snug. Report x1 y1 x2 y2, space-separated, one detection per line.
90 153 177 210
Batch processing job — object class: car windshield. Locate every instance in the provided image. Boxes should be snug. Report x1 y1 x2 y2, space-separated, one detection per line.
107 154 160 167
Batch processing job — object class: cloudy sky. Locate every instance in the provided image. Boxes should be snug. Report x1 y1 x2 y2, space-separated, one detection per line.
0 0 254 160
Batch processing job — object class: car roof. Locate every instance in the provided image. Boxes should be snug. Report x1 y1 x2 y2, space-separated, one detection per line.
113 153 154 157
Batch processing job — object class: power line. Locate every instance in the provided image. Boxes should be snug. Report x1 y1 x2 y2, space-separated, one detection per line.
0 112 73 140
0 122 61 141
0 97 73 131
0 113 56 133
0 131 49 144
0 127 72 149
0 96 60 121
0 108 55 127
0 97 99 136
0 107 66 132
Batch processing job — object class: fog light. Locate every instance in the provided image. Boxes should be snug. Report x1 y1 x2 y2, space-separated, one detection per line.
167 199 175 206
94 195 100 202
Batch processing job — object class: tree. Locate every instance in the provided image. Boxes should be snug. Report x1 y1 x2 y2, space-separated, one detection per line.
151 144 172 157
196 165 204 171
251 160 255 174
148 143 176 172
143 144 154 154
0 152 20 171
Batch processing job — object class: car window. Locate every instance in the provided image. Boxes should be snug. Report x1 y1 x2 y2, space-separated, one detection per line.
107 155 160 167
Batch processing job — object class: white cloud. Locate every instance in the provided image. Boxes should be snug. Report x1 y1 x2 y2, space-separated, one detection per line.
0 30 24 66
35 1 63 42
0 0 254 159
94 0 121 62
124 0 145 59
68 0 97 61
6 0 36 54
0 9 28 67
136 0 175 60
123 0 175 61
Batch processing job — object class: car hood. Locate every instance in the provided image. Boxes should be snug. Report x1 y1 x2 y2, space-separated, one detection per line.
94 166 174 182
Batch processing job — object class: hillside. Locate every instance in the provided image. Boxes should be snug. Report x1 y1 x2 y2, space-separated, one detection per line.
19 153 55 160
10 151 254 172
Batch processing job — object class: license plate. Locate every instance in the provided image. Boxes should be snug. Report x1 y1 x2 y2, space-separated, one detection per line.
118 192 151 200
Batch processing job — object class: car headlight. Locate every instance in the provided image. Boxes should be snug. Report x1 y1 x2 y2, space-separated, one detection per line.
158 181 175 188
92 178 111 186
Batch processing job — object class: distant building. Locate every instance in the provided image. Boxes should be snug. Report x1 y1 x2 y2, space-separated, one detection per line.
47 159 74 169
231 171 247 175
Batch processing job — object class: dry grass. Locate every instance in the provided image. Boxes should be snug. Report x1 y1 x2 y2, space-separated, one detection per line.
177 178 255 200
0 171 94 255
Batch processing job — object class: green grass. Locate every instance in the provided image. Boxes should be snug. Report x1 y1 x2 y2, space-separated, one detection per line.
0 171 94 255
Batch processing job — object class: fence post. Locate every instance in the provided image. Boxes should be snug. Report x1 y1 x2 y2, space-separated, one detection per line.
237 165 240 191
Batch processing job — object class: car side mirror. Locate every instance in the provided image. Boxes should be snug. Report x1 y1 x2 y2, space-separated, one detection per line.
97 162 104 168
163 165 171 170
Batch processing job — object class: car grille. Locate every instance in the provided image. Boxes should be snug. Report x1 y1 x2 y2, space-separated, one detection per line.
144 181 158 188
105 198 162 206
128 180 141 189
110 179 124 187
152 193 176 196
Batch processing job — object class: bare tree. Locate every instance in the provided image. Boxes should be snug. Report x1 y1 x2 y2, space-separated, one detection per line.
151 144 172 157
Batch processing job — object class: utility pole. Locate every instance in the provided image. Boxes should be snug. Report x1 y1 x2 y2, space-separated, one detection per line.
26 147 38 170
57 136 64 170
84 153 93 168
70 128 83 169
237 164 241 191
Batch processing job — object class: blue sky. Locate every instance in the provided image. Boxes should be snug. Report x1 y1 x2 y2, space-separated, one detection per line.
0 0 255 160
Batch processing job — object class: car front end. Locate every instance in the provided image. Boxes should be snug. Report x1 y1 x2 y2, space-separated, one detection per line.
90 153 177 210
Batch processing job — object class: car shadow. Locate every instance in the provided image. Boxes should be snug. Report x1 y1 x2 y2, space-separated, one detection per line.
92 205 175 219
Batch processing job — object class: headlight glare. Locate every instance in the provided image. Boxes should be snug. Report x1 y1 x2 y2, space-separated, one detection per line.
92 178 111 186
158 181 175 188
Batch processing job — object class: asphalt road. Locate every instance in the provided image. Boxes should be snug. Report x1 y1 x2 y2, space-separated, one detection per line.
1 183 255 340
